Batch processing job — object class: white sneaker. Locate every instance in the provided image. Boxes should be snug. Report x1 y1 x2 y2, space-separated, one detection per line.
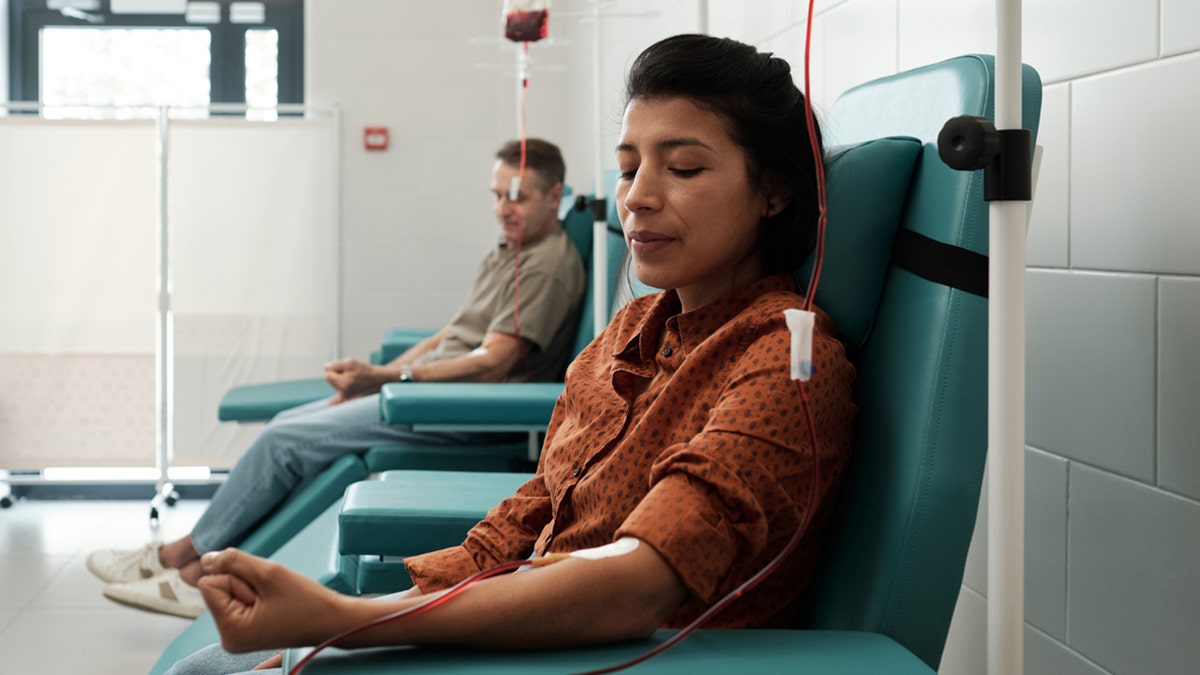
103 569 205 619
86 542 165 584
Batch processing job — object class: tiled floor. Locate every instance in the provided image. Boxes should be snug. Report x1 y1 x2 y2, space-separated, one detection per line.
0 498 208 674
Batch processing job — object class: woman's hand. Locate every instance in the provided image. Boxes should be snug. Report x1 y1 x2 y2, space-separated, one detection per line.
197 549 350 654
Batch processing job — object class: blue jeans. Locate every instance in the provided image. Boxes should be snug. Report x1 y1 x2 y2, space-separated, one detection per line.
190 394 474 554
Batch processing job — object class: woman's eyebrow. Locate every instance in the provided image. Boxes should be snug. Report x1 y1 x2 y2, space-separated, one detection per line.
617 137 715 153
659 137 715 152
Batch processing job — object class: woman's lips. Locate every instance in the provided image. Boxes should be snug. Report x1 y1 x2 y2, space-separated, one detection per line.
628 230 673 257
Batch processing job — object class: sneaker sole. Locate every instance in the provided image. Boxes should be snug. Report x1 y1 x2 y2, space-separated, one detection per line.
102 584 205 619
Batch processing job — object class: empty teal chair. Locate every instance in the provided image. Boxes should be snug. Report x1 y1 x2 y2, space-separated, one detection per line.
279 54 1042 674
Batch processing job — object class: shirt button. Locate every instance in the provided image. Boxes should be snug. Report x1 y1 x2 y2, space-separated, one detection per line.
661 345 673 357
572 463 583 478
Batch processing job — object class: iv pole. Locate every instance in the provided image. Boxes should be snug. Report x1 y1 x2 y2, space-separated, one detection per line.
589 0 607 337
988 1 1027 673
936 1 1030 672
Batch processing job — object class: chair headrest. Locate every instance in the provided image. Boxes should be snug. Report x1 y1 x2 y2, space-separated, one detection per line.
561 193 594 261
795 136 923 346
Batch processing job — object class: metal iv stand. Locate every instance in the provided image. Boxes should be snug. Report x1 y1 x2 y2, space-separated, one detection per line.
935 2 1033 672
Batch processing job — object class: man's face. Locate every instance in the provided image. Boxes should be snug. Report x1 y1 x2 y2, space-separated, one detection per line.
490 160 562 247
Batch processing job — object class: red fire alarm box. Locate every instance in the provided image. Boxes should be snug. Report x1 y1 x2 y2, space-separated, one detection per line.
363 126 389 150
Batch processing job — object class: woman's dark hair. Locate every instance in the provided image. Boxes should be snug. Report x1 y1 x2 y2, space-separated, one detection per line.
625 34 823 273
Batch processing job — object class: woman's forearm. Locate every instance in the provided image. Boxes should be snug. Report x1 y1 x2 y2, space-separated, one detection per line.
332 545 686 651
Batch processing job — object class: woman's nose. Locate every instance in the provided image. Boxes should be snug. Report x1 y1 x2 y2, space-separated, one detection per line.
622 172 662 213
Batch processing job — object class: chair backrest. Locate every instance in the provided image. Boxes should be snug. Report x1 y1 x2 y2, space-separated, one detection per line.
798 55 1042 669
562 190 629 361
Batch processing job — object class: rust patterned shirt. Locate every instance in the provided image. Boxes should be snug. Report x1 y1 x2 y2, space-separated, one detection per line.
404 273 856 628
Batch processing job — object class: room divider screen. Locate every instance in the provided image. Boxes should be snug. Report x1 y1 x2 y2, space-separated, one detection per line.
0 105 339 495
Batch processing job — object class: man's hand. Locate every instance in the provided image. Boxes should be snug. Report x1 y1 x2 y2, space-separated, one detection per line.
324 358 383 404
197 549 349 654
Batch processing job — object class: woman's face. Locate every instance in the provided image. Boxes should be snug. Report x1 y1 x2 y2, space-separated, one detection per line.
616 96 778 313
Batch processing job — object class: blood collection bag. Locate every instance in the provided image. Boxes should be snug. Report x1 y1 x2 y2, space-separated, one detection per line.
504 0 550 42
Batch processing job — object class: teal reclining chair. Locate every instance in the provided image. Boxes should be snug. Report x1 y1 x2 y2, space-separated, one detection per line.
281 54 1042 674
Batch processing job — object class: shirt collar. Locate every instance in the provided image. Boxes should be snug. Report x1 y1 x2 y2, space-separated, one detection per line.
616 273 798 365
497 223 564 251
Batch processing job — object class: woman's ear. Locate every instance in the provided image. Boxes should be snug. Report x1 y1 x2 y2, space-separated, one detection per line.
762 183 791 218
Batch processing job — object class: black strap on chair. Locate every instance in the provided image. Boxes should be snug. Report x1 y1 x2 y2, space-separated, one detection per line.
891 228 989 298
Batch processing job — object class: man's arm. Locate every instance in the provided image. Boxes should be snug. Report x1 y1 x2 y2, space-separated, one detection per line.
324 330 524 402
198 543 686 655
398 331 525 383
391 327 450 366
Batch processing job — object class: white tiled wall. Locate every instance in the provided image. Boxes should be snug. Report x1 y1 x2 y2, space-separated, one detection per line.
1071 52 1200 275
1163 0 1200 56
1158 277 1200 502
1025 83 1068 268
1026 270 1157 482
306 2 1198 673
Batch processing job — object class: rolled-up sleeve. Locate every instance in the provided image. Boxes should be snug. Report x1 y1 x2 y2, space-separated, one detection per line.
404 471 553 593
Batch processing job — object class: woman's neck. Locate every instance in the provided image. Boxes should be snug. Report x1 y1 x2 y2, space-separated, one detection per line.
676 255 768 314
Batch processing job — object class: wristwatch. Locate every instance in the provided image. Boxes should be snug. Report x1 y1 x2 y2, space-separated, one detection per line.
398 364 416 382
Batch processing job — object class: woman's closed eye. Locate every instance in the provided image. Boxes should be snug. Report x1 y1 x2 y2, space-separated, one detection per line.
670 167 704 178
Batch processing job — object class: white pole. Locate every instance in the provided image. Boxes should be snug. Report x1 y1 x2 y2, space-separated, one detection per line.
591 0 608 337
331 105 343 359
152 106 175 522
987 0 1026 673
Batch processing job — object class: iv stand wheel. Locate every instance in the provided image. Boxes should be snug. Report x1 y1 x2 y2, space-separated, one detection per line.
149 482 180 525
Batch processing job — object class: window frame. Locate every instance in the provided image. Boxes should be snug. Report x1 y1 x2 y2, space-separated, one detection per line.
7 0 303 109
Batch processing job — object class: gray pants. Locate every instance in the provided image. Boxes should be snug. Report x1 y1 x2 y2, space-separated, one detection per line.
163 645 280 675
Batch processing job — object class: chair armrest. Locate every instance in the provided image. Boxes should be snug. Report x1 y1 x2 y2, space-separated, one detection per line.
283 629 936 674
217 378 335 422
338 471 530 556
379 382 564 427
379 328 438 363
